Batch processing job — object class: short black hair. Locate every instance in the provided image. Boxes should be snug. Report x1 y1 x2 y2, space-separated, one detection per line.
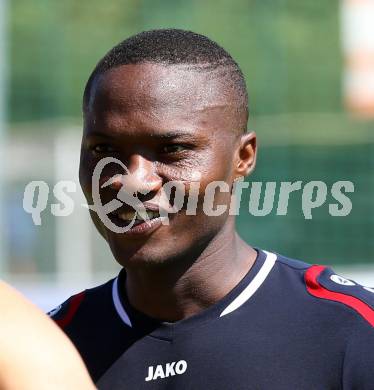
83 29 248 131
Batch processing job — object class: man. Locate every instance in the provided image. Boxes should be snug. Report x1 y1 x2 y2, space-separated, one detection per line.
0 281 95 389
51 29 374 389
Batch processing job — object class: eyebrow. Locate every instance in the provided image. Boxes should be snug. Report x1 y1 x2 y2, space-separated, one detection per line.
150 131 198 141
87 130 201 141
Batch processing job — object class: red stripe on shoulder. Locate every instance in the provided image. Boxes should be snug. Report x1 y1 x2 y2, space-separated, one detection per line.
56 291 85 328
305 265 374 327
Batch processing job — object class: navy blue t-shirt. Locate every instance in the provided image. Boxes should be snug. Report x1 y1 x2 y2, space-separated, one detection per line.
50 250 374 389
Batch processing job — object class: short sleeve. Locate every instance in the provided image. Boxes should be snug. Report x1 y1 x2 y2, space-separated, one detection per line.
47 291 85 329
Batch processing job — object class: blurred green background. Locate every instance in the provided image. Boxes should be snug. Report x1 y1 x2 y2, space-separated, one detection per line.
10 0 342 120
1 0 373 306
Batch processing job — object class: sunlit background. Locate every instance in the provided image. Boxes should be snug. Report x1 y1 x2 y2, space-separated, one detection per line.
0 0 373 310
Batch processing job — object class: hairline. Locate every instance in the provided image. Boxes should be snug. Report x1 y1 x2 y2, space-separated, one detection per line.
84 60 245 106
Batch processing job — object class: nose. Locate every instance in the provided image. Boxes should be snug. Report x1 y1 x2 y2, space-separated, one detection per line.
107 155 163 195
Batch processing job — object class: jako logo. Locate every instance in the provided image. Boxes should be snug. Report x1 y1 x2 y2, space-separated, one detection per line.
145 360 188 381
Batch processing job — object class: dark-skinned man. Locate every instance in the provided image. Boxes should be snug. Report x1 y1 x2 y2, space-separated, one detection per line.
50 29 374 389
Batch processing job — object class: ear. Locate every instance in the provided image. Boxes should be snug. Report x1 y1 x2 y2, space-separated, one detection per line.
234 131 257 179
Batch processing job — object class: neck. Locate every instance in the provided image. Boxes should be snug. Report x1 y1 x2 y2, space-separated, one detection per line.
124 218 257 322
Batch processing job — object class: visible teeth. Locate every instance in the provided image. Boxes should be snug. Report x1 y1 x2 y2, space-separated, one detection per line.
137 208 148 221
147 210 160 219
117 210 160 221
118 211 136 221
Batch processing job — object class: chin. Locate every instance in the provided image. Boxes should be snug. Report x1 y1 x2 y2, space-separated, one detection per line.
107 237 176 268
100 215 225 269
108 234 209 271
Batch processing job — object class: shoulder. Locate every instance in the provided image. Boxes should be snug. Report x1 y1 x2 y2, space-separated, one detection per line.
48 277 116 330
303 263 374 328
47 274 134 382
270 251 374 329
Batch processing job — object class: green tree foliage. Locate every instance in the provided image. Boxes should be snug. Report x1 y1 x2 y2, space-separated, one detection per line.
9 0 341 122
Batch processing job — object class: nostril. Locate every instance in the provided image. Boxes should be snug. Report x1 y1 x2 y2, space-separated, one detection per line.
99 166 163 197
100 174 125 190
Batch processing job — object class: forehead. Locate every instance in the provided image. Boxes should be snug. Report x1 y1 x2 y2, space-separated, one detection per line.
84 63 239 138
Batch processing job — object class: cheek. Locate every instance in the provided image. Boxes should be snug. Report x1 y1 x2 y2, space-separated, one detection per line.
200 144 235 182
198 151 236 209
197 160 235 198
89 210 108 239
175 150 234 187
79 158 92 199
154 162 199 182
79 153 124 196
179 179 233 219
79 149 96 182
172 148 235 211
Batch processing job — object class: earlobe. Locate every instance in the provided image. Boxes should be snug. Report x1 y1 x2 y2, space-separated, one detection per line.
235 131 257 178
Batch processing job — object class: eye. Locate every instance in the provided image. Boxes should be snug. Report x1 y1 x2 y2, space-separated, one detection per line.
91 144 116 154
161 144 187 154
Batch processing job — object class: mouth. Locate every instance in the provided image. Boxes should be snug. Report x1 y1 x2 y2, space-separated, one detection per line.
108 207 164 236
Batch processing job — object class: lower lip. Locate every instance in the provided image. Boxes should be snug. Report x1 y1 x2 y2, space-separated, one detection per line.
108 214 164 236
